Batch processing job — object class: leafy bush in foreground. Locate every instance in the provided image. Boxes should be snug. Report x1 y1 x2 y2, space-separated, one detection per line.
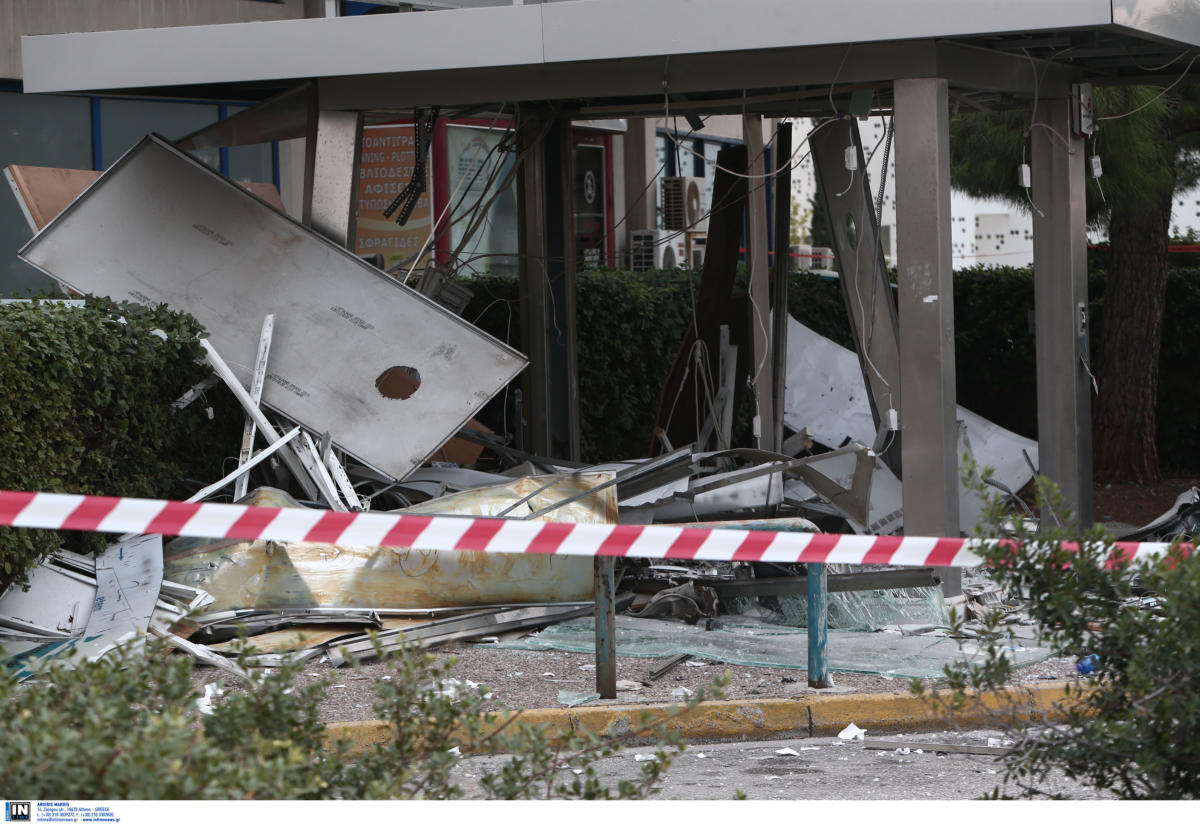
0 297 240 589
916 472 1200 799
0 638 720 800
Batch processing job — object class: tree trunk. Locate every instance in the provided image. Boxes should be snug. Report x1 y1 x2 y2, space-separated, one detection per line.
1092 188 1173 483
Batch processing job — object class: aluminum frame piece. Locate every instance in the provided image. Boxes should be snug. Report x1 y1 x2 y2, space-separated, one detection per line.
19 136 527 482
327 600 606 667
810 118 901 446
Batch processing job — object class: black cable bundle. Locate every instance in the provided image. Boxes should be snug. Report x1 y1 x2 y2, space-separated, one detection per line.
382 106 439 226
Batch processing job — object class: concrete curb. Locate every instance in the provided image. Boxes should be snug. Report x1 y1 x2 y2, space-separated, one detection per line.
327 680 1081 754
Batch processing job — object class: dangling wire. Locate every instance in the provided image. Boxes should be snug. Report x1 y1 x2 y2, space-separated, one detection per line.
382 106 439 226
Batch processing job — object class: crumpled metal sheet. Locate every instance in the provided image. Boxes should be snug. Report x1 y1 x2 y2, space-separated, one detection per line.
783 315 1039 531
162 474 614 610
1 534 163 680
18 136 526 481
1119 486 1200 543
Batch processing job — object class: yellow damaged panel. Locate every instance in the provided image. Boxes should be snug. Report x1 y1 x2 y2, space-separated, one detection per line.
163 474 612 610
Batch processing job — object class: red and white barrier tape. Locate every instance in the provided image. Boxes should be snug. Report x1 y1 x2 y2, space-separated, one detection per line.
0 490 1187 568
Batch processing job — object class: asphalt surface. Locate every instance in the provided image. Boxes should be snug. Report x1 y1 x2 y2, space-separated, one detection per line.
451 728 1108 800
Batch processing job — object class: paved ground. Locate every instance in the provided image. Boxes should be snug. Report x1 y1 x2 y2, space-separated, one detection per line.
191 641 1077 724
450 728 1106 800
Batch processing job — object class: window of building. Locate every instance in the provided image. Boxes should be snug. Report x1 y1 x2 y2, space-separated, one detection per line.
443 123 519 276
1 88 282 296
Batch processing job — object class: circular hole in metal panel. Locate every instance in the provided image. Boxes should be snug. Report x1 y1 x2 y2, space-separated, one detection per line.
376 365 421 400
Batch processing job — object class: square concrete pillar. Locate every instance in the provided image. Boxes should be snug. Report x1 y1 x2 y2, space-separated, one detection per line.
1031 97 1093 527
894 77 961 595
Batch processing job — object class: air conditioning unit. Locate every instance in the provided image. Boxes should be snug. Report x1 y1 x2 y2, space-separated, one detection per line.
790 244 812 271
630 229 688 271
662 176 709 232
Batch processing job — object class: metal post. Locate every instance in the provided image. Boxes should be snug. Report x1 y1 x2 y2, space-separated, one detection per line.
516 111 580 461
894 77 961 596
1032 96 1092 527
302 107 363 248
771 121 793 451
233 314 275 501
594 556 617 699
743 114 775 451
806 562 831 688
810 118 902 472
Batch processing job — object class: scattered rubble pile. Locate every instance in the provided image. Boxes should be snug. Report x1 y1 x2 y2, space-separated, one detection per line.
3 135 1187 688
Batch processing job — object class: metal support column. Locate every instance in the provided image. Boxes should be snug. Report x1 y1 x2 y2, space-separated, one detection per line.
744 114 775 450
806 562 831 688
516 111 580 461
1032 97 1093 528
593 557 617 698
894 77 961 595
811 117 901 472
771 121 793 451
302 105 363 249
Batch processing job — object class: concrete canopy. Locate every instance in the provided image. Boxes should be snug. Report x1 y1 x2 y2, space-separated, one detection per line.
19 0 1200 114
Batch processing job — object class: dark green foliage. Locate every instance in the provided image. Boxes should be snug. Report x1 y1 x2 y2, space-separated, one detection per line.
917 471 1200 799
785 272 854 348
0 638 720 799
467 269 701 462
952 266 1040 439
464 266 1200 468
0 297 240 588
1155 267 1200 472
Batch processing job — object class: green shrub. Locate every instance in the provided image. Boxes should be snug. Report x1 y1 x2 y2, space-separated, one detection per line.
0 297 239 589
0 638 718 800
466 269 700 462
916 470 1200 799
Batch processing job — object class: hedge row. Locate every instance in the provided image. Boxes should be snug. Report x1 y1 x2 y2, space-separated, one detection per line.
463 266 1200 471
0 297 241 587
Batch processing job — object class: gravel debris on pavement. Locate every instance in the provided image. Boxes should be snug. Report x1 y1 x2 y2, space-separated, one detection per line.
189 641 1079 724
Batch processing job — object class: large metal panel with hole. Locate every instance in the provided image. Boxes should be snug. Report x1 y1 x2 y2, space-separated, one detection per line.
19 135 526 481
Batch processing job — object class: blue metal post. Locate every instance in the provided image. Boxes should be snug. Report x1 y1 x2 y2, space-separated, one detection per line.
807 562 832 688
594 556 617 698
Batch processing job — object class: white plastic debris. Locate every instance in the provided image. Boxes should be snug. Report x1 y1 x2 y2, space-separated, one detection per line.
775 748 801 757
896 747 912 755
447 746 462 757
579 664 596 671
543 672 556 677
195 683 223 716
696 753 708 759
431 678 481 699
685 660 707 668
837 722 866 741
800 746 819 751
634 754 658 762
616 679 643 691
670 686 694 698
